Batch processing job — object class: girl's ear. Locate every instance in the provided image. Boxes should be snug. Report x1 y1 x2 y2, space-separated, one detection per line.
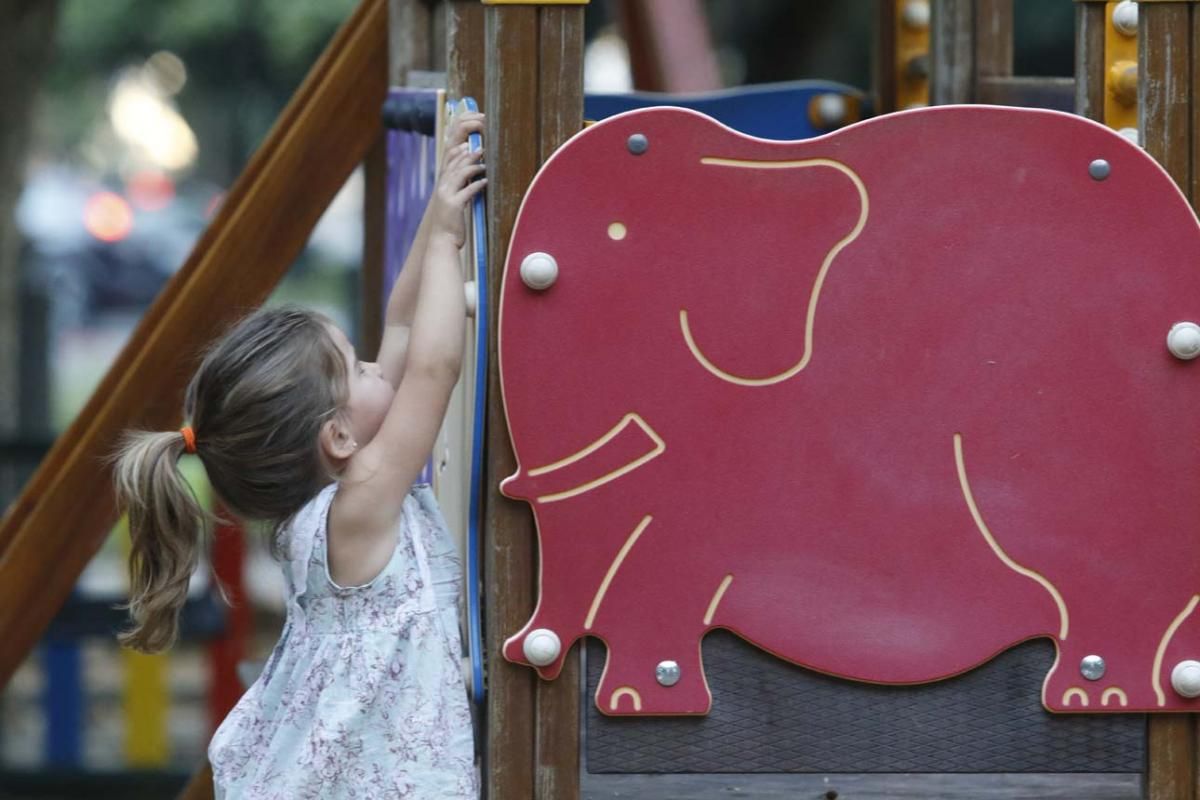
320 416 357 463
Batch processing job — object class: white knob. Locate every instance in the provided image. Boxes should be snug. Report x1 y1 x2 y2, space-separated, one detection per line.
902 1 930 30
1112 0 1138 37
1172 660 1200 697
523 628 561 666
1167 322 1200 360
464 281 477 317
520 252 559 290
814 94 847 128
1118 127 1140 146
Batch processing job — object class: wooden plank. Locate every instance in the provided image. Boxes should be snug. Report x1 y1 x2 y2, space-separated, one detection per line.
447 0 486 103
483 6 540 798
0 0 389 689
581 772 1143 800
390 0 433 84
873 0 899 115
1075 1 1109 121
975 0 1013 79
360 132 387 360
1148 714 1197 800
977 75 1075 110
931 0 975 104
1140 2 1191 193
532 12 584 800
1193 3 1200 206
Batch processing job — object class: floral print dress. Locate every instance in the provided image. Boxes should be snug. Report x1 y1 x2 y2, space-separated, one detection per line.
209 484 478 799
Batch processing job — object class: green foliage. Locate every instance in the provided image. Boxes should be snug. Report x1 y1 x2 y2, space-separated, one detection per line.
41 0 357 164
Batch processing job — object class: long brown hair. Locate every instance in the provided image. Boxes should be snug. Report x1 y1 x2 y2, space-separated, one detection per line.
114 306 348 652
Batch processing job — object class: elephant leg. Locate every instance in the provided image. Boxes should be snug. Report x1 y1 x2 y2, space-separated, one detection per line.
503 508 655 680
1042 596 1179 712
585 515 722 715
593 623 712 715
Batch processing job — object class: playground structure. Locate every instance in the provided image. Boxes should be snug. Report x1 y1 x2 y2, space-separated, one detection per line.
3 0 1200 798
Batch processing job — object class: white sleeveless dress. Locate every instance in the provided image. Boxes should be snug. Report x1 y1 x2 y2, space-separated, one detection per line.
208 484 478 799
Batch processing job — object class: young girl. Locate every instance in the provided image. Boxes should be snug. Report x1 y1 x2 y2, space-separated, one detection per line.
114 111 487 798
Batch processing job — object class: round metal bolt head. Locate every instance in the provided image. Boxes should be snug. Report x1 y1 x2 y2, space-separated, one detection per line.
1112 0 1138 37
523 628 562 667
1167 322 1200 360
656 660 681 687
1080 655 1106 681
814 93 847 128
1088 159 1111 181
1173 660 1200 698
902 0 931 29
520 252 559 291
627 133 649 155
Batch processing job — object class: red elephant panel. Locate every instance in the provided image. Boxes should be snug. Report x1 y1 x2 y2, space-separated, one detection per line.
497 105 1200 716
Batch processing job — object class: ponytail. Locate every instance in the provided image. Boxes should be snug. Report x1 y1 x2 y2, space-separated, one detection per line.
113 430 214 653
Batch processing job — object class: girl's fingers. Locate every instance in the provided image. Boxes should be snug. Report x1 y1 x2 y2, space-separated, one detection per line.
453 178 488 204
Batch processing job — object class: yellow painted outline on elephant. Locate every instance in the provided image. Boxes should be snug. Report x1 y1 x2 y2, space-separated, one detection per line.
954 433 1069 640
680 157 869 387
529 413 666 504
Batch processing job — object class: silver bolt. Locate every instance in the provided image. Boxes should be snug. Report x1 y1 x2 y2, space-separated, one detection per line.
1080 655 1106 681
656 660 680 687
627 133 649 155
1089 159 1111 181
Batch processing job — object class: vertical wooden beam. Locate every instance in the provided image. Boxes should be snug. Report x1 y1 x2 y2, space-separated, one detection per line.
931 0 975 104
1141 3 1199 798
1192 4 1200 205
483 4 584 798
361 133 388 359
448 1 486 103
532 13 583 800
483 8 541 798
1149 714 1198 800
975 0 1013 80
1075 0 1109 121
391 0 434 84
874 0 900 115
1139 1 1191 194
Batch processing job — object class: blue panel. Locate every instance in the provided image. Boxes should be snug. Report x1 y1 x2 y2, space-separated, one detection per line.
42 641 83 766
585 80 870 141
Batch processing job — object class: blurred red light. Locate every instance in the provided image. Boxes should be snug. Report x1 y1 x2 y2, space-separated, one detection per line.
84 191 133 242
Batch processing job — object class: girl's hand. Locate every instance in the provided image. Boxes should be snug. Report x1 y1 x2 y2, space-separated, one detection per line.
430 139 487 248
429 110 486 246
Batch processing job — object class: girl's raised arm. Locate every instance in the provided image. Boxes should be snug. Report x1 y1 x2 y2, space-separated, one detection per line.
377 111 484 387
326 121 486 583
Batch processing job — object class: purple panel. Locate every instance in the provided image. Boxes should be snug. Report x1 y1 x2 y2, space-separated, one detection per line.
385 89 440 484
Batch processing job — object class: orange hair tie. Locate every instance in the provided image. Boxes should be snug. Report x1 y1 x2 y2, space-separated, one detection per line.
180 426 197 454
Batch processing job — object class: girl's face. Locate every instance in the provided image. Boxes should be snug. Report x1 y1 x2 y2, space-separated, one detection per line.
326 324 395 448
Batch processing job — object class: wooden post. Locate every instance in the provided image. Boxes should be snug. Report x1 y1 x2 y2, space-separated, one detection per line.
874 1 900 115
482 3 583 798
931 0 975 104
1140 4 1199 797
1074 0 1109 121
974 0 1012 82
448 1 486 104
1139 1 1191 193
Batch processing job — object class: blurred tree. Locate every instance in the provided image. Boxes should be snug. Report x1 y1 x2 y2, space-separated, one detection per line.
37 0 356 183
